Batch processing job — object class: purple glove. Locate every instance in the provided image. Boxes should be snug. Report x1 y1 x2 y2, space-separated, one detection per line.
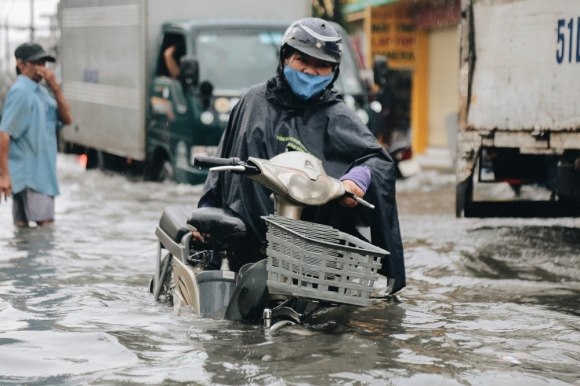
339 165 371 194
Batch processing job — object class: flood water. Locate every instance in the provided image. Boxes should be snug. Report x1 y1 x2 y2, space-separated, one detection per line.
1 155 579 385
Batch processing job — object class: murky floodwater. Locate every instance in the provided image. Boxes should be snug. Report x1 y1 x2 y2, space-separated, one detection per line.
1 155 579 385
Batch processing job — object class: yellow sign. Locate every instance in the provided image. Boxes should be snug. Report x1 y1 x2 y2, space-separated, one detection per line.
370 3 417 69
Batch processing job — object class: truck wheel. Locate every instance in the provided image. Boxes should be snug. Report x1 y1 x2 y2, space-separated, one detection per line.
555 196 580 216
145 157 173 182
157 160 174 182
456 172 481 217
85 149 103 170
456 176 470 217
464 174 476 217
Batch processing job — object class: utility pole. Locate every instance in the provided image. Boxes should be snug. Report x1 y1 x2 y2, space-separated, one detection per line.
5 21 9 72
30 0 35 41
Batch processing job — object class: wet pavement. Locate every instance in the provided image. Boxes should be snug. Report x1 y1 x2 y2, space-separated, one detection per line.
0 155 579 385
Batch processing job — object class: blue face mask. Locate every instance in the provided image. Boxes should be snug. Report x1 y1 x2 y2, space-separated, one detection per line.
283 65 334 100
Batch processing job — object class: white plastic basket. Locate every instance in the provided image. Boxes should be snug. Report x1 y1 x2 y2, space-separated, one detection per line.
262 215 388 307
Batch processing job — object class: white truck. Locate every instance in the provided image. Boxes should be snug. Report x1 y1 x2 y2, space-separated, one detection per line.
456 0 580 217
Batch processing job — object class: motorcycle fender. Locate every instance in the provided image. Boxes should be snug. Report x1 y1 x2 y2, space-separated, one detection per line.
225 259 269 322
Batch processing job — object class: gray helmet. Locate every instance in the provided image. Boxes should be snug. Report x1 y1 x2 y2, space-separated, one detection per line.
281 18 343 65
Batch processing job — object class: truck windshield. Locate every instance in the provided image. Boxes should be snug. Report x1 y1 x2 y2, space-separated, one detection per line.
195 28 364 96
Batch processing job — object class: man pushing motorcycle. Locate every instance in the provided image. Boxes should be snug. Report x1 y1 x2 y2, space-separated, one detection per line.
197 17 406 294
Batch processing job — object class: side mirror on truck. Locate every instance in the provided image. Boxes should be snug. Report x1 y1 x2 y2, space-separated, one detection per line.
179 55 199 88
373 55 389 88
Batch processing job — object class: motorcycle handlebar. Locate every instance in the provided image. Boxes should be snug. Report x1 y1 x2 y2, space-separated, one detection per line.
194 156 241 169
195 154 372 209
344 191 375 209
194 156 260 175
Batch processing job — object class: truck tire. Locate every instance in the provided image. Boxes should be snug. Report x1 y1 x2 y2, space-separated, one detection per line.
85 149 104 170
455 179 466 217
456 172 484 217
157 160 174 182
145 155 174 182
456 174 473 217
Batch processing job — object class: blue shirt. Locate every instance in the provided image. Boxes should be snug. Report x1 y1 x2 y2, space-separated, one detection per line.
0 75 59 196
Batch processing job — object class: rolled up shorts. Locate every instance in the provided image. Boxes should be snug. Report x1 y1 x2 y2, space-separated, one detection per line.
12 188 55 223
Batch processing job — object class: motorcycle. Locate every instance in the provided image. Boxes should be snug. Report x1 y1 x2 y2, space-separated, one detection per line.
150 151 389 329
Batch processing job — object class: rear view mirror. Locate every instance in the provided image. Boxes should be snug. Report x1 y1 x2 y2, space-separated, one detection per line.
199 80 213 110
179 55 199 88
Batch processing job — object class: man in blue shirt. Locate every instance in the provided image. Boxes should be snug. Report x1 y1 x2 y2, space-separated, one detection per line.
0 42 72 227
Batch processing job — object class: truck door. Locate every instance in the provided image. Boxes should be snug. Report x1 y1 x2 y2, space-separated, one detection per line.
148 34 190 181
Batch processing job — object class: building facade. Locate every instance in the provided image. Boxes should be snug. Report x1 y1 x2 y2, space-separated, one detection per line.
344 0 460 166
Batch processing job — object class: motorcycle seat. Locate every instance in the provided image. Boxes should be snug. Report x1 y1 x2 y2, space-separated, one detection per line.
158 205 193 242
187 207 247 241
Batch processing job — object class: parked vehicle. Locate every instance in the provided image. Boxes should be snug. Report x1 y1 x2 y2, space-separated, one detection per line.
151 151 388 328
456 0 580 217
370 55 416 178
58 0 378 184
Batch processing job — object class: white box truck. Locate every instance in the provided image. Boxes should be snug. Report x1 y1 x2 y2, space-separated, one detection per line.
456 0 580 216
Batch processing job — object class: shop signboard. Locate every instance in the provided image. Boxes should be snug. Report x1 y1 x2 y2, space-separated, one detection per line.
370 2 417 69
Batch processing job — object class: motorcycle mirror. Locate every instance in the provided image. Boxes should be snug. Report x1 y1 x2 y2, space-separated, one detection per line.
179 55 199 87
200 80 213 98
199 80 214 110
372 55 389 87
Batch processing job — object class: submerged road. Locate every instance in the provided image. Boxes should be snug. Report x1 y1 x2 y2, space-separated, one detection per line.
0 154 578 385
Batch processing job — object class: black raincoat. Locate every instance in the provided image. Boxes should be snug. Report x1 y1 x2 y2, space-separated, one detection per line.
199 74 406 293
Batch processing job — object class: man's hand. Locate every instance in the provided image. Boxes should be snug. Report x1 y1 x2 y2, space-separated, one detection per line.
35 66 58 89
0 174 11 202
0 132 11 202
35 65 73 125
340 179 364 208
